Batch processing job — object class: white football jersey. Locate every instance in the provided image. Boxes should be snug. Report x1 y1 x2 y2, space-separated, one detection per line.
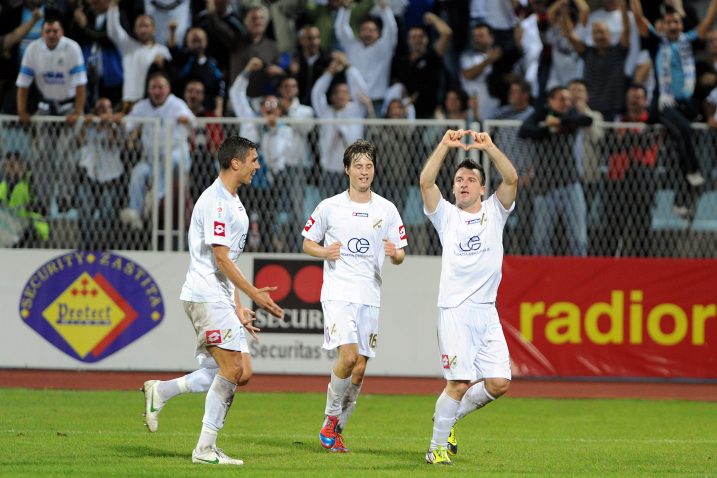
426 194 514 308
180 178 249 305
16 37 87 100
302 191 408 306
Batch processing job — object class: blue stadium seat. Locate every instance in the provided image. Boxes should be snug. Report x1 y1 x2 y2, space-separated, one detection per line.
690 191 717 232
651 190 689 231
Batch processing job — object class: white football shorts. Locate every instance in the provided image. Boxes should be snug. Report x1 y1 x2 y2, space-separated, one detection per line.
437 302 511 381
182 301 250 368
322 300 380 358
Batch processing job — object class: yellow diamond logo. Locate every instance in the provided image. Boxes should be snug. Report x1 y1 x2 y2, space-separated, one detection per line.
42 272 138 359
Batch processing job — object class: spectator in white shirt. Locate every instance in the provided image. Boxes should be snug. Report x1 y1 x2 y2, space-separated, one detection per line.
16 17 87 123
15 17 88 213
460 23 502 121
311 51 371 197
120 72 195 230
229 58 296 251
335 0 397 110
107 0 171 111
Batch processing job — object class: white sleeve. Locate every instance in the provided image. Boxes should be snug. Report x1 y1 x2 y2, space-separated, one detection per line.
203 197 231 246
311 72 333 118
378 5 398 51
346 66 368 102
106 5 135 53
229 74 255 119
387 204 408 248
302 201 327 242
68 41 88 87
334 7 357 50
16 43 36 88
424 197 448 234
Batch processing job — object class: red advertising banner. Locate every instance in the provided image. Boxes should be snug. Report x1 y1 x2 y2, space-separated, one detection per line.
498 257 717 379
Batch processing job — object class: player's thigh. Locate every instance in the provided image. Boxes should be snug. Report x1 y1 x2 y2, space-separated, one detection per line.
322 300 360 350
437 307 478 381
474 307 511 380
354 304 379 358
183 300 247 354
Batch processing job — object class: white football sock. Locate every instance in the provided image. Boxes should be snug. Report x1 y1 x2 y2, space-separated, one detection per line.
455 381 496 421
156 367 218 402
337 382 362 432
196 374 236 450
429 391 460 451
324 371 351 417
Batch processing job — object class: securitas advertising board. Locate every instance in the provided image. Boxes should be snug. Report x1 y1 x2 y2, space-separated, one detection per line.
252 258 323 334
18 251 164 363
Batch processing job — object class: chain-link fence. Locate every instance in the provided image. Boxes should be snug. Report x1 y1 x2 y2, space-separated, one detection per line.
1 115 715 258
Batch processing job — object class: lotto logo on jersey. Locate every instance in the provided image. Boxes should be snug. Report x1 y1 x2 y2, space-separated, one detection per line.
214 221 226 237
304 216 315 232
206 330 222 344
441 354 457 369
398 225 407 240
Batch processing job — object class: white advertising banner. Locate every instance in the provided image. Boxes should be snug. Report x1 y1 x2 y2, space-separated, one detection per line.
1 250 444 377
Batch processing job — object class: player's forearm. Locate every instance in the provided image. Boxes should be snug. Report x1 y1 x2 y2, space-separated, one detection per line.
215 253 258 299
303 238 328 259
419 143 449 190
485 145 518 185
390 248 405 265
17 87 29 115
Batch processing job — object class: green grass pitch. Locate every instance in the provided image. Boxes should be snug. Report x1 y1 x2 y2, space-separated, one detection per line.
1 388 715 477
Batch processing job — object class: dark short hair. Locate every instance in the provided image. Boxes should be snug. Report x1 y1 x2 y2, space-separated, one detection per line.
359 15 383 33
454 159 485 186
567 78 588 89
218 136 257 170
547 85 568 99
147 71 171 87
627 83 648 96
43 15 64 30
443 88 469 111
472 22 494 36
343 139 377 170
509 78 531 95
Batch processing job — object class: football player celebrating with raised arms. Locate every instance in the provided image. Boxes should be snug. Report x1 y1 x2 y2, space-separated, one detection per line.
419 129 518 465
302 139 408 452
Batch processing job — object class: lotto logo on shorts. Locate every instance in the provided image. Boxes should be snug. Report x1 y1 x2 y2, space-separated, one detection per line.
441 354 457 369
304 216 315 232
398 225 407 240
214 221 226 237
206 330 222 344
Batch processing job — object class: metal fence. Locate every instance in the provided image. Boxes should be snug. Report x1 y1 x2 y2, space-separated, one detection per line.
1 115 715 258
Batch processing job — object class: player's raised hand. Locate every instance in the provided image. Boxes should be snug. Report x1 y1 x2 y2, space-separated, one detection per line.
236 307 260 339
466 130 495 150
383 239 397 257
441 129 470 150
251 286 284 318
324 241 342 261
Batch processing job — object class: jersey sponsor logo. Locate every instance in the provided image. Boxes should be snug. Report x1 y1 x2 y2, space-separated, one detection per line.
352 212 368 217
205 329 222 344
42 71 66 85
304 216 315 232
18 251 164 363
214 221 226 236
465 213 487 226
441 354 457 369
347 237 370 254
459 235 482 252
398 225 407 240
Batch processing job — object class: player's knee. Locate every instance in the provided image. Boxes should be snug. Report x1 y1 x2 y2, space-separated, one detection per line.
446 381 470 400
486 378 510 398
340 351 359 370
352 361 366 381
222 358 244 384
237 369 252 387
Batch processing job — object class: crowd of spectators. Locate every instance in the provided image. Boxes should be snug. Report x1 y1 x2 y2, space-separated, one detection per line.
0 0 716 255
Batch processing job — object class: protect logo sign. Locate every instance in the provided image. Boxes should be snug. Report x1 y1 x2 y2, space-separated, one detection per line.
19 251 164 363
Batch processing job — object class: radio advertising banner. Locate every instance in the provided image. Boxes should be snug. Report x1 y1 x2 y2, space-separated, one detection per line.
499 256 717 379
